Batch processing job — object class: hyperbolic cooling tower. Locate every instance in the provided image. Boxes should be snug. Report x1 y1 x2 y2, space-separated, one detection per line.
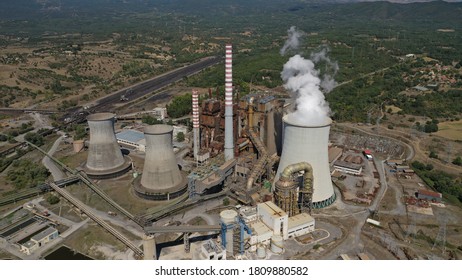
274 116 336 208
135 125 187 200
84 113 131 179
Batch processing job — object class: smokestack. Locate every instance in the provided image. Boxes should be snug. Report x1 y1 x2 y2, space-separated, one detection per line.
84 113 131 179
274 116 335 208
224 44 234 161
135 125 187 200
192 89 200 160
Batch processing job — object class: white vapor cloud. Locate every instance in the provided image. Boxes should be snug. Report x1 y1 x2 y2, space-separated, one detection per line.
280 29 339 126
280 26 303 56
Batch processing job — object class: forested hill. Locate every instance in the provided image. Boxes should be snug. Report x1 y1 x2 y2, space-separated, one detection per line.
1 0 462 25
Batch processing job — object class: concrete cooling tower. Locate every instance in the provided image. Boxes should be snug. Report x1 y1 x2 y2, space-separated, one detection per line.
134 125 187 200
274 116 335 208
84 113 131 179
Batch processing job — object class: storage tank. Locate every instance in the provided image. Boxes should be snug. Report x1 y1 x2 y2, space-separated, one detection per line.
256 244 266 259
84 113 131 179
270 235 284 254
275 116 335 208
134 125 187 200
220 209 237 255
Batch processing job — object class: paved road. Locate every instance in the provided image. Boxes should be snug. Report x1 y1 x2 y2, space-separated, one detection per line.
85 56 222 113
42 136 66 181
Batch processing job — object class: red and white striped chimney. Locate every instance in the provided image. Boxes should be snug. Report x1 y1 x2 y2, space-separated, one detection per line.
192 89 200 160
224 44 234 160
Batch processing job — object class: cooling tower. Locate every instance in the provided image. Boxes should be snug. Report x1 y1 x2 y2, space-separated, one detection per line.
134 125 187 200
274 116 335 208
84 113 131 179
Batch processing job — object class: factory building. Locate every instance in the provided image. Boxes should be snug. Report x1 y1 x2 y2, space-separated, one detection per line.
152 107 167 120
333 161 363 175
116 129 146 152
238 92 283 156
257 201 289 240
201 240 226 260
243 202 315 251
19 227 59 255
287 213 315 238
416 189 442 203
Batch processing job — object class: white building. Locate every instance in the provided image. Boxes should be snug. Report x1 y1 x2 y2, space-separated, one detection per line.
116 129 146 152
257 201 289 240
333 161 363 175
152 107 167 120
20 227 59 255
20 240 39 255
200 240 226 260
288 213 315 238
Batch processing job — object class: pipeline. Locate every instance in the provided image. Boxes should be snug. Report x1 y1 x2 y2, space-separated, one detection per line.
246 128 269 190
275 162 313 216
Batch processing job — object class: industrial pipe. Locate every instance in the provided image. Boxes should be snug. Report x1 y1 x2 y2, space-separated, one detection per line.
275 162 313 216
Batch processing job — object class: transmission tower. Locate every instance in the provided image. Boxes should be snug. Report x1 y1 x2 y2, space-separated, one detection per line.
432 217 447 254
405 219 417 243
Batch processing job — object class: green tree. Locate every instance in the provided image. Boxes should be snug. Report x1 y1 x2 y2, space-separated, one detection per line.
429 151 438 159
47 195 60 205
24 132 44 146
176 132 185 142
453 156 462 166
166 93 192 118
142 115 162 125
7 159 50 189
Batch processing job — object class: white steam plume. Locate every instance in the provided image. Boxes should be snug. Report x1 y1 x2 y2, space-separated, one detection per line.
280 27 338 126
310 48 339 93
281 54 331 126
280 26 303 56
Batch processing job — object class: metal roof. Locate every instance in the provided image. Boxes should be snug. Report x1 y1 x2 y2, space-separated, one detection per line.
31 227 58 242
288 213 314 229
116 130 145 144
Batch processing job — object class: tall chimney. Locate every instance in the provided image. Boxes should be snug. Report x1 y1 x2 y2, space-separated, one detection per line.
224 44 234 160
192 89 200 160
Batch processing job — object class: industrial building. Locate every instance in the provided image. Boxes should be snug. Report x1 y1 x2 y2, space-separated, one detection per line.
333 161 363 175
232 201 315 255
416 189 442 203
200 240 226 260
116 129 146 152
152 107 167 120
19 227 59 255
84 113 132 179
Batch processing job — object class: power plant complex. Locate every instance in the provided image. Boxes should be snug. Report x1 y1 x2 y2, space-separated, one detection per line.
69 43 337 259
3 43 352 261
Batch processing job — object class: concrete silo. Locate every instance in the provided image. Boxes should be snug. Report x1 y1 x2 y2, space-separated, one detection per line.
134 125 187 200
84 113 131 179
274 116 335 208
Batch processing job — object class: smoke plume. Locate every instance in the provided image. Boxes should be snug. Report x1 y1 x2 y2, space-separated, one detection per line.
280 26 303 56
280 29 338 126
